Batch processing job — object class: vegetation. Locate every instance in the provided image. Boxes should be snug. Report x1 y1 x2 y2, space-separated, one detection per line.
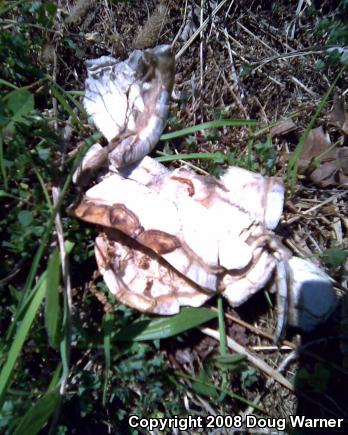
0 1 347 434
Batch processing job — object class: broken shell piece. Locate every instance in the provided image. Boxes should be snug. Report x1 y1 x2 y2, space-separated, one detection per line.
72 171 220 291
286 257 337 332
72 158 286 292
118 158 285 232
83 45 175 169
95 232 211 315
72 143 105 185
72 156 336 333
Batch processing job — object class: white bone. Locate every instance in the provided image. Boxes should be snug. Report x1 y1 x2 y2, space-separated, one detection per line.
83 46 175 168
286 257 337 331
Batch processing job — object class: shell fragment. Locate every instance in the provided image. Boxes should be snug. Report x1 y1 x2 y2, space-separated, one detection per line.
71 45 337 335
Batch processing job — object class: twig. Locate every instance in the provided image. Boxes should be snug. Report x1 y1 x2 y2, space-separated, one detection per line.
172 0 188 46
242 350 298 418
236 21 279 56
199 0 204 119
285 191 348 225
202 328 347 420
175 0 229 60
201 327 295 391
291 76 317 98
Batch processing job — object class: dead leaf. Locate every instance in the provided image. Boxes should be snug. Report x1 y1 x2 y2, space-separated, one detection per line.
329 93 348 135
297 126 348 186
298 126 334 172
270 119 297 138
309 162 337 187
337 148 348 176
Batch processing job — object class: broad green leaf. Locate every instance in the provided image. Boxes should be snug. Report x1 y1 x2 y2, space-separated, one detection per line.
160 119 256 141
5 89 34 121
13 388 60 435
0 274 47 408
64 240 75 254
18 210 33 227
323 247 348 268
115 307 217 341
44 249 61 349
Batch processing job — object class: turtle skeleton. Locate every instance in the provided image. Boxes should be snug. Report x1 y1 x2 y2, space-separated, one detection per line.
71 45 337 339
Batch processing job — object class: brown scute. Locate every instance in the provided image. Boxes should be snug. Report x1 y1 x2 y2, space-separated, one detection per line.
74 202 111 227
171 176 195 196
137 229 181 255
109 204 143 237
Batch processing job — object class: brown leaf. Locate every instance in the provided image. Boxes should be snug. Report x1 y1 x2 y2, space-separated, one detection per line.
298 126 334 173
337 148 348 176
270 119 297 138
309 162 337 187
297 127 348 186
329 93 348 135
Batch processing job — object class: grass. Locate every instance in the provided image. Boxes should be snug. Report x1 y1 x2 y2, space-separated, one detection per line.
0 1 347 433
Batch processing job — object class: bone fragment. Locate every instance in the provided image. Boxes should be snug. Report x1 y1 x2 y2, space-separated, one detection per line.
83 45 175 169
286 256 337 331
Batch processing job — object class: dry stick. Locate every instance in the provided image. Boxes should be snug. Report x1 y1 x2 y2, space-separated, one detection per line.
236 19 319 99
285 191 348 225
242 350 299 418
175 0 229 60
199 0 204 120
220 70 248 119
223 27 245 101
291 76 317 98
201 328 347 420
236 21 279 56
248 45 344 67
172 0 188 46
212 308 348 378
201 327 294 391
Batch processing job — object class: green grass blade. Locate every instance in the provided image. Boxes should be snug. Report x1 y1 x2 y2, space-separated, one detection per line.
176 370 266 412
160 119 256 141
0 274 47 408
33 168 53 212
50 85 81 126
156 151 226 163
115 307 217 341
217 297 228 401
0 1 22 17
47 364 62 392
102 312 113 406
0 78 18 89
47 79 86 115
61 88 85 115
13 388 60 435
0 133 8 191
44 249 61 349
7 161 76 343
